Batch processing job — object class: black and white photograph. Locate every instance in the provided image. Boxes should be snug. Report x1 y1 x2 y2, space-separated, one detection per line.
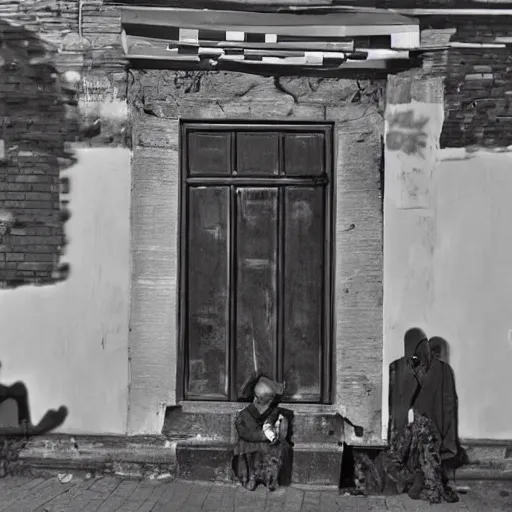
0 0 511 510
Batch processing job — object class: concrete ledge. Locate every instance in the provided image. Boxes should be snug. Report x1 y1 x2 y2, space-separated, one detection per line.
16 434 178 479
456 467 512 481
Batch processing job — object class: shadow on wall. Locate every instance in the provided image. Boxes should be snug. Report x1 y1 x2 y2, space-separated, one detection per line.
429 336 450 364
0 361 68 477
0 18 82 288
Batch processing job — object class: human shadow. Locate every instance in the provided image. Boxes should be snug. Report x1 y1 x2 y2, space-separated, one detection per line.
428 336 469 470
429 336 450 364
0 362 68 476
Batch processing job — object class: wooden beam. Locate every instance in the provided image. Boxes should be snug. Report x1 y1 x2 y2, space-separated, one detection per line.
124 33 355 52
121 6 418 35
393 8 512 15
449 41 506 48
286 5 512 15
124 50 410 69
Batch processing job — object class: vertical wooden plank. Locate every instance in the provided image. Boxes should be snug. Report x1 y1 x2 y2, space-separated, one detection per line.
235 187 278 395
186 186 230 399
277 186 285 383
283 187 324 402
229 183 237 400
323 126 334 403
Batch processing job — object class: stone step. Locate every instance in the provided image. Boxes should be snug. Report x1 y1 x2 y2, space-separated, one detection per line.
454 465 512 481
162 403 344 445
456 439 512 479
175 440 343 486
16 434 178 479
462 439 512 463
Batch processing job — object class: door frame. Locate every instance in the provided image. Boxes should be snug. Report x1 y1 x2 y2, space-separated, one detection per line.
176 120 335 404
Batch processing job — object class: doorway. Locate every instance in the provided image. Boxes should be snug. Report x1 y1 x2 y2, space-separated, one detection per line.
179 122 334 403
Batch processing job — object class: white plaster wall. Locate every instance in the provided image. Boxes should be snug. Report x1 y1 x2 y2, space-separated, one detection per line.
0 148 131 434
384 148 512 440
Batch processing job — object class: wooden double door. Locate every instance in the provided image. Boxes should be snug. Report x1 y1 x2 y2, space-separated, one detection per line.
180 122 333 403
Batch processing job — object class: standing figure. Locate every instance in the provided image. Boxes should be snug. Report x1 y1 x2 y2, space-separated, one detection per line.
233 375 291 491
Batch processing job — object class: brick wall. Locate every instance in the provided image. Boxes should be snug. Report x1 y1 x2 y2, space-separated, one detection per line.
0 20 71 287
436 17 512 148
0 1 127 288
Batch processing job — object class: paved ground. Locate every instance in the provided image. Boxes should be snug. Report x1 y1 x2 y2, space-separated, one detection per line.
0 477 511 512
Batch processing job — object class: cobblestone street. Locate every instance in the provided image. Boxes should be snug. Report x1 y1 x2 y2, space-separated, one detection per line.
0 477 511 512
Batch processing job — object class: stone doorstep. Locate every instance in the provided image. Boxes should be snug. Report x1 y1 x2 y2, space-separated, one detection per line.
163 403 346 445
175 440 344 486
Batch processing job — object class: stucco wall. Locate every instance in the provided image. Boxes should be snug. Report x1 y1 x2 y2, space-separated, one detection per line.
384 80 512 439
0 148 131 434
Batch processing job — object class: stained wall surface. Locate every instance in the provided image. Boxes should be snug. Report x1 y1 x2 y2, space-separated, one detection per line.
384 79 512 439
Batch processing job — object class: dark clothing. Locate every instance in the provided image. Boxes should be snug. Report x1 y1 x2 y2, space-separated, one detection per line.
233 403 291 490
413 359 458 461
234 404 280 450
388 357 422 439
355 413 459 504
388 339 460 463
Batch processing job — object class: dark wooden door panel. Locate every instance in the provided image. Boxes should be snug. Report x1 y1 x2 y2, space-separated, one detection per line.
236 132 280 176
181 122 333 403
283 133 325 176
186 186 230 398
283 187 325 402
188 131 232 176
235 188 278 397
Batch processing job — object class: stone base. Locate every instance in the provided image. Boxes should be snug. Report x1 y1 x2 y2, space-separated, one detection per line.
11 434 512 484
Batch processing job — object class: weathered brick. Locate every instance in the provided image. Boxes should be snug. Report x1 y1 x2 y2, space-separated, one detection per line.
17 270 35 277
24 201 54 210
6 192 26 200
5 253 24 262
25 192 52 201
17 262 53 271
33 245 58 253
25 253 54 262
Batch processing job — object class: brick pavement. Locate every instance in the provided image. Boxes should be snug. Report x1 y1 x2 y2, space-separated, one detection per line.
0 477 511 512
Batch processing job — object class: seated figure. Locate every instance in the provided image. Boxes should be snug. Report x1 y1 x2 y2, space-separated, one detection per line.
232 375 292 491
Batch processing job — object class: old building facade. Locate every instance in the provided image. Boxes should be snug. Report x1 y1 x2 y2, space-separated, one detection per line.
1 0 511 483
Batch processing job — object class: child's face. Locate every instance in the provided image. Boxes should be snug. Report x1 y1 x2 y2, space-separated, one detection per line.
254 392 274 411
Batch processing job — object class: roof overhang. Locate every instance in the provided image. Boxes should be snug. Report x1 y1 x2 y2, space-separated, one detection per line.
120 6 423 73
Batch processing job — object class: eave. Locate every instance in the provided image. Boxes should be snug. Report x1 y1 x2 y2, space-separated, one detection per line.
120 6 424 74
